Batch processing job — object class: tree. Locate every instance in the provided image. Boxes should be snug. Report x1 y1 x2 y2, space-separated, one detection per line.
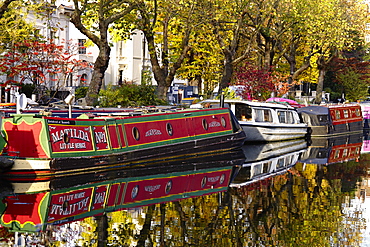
69 0 136 106
0 0 14 19
0 39 89 101
336 68 368 102
0 0 39 53
235 63 275 101
305 0 368 104
134 0 200 101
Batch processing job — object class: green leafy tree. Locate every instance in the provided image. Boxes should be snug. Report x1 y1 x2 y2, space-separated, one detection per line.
69 0 136 106
0 0 39 53
336 68 368 102
134 0 200 101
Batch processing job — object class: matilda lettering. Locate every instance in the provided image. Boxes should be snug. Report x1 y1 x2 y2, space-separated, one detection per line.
51 128 90 143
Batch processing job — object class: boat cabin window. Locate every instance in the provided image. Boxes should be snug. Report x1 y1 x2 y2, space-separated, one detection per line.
254 109 272 122
277 158 285 168
252 164 263 176
343 110 349 118
335 110 341 119
235 104 252 121
318 115 328 122
263 161 270 173
356 109 361 116
277 110 295 124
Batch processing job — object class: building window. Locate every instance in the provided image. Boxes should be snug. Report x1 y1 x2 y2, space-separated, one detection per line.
78 39 86 54
80 74 87 85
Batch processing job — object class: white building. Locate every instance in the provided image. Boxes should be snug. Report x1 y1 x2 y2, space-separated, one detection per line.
1 1 152 102
54 2 153 92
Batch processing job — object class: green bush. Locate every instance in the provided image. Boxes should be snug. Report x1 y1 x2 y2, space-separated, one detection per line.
99 83 166 107
75 86 88 99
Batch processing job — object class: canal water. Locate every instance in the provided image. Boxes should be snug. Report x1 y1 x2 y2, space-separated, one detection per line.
1 134 370 246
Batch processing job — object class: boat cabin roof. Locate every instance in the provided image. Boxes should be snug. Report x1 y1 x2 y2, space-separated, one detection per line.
297 104 361 115
297 106 329 115
191 99 295 110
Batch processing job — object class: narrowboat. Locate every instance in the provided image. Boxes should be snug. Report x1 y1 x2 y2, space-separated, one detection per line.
0 107 246 177
298 134 363 165
0 151 244 233
190 99 308 142
229 140 307 188
297 104 363 137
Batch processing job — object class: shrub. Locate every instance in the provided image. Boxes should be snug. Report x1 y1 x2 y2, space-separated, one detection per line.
99 83 166 107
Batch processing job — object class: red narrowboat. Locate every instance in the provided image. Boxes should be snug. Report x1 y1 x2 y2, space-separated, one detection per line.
0 108 246 177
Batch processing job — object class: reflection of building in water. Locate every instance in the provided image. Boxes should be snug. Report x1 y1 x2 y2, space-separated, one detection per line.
342 176 370 246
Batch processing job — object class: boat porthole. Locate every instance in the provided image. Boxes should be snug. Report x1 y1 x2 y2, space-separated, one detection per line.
201 176 207 188
132 127 140 141
221 117 226 127
131 185 139 199
220 174 225 184
166 123 173 136
63 133 70 143
165 180 172 194
202 119 208 130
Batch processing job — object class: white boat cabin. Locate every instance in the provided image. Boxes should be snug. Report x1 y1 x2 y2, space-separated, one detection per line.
191 100 302 125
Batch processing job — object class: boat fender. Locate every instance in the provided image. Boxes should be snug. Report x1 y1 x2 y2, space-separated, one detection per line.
0 157 14 171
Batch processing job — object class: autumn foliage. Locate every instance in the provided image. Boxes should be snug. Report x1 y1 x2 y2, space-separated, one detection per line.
235 63 297 101
0 39 90 89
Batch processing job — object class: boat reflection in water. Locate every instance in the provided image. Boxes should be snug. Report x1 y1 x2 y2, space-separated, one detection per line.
0 150 245 235
298 134 363 165
230 139 308 188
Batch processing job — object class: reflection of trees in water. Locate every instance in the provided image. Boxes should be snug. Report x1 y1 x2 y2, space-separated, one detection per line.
79 161 368 246
228 162 367 246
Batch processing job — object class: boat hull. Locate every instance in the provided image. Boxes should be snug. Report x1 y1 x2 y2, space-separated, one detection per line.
240 123 308 142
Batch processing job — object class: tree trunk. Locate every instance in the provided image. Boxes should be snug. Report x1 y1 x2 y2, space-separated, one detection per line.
137 205 155 246
315 68 326 104
0 0 14 19
86 46 111 106
95 214 108 247
314 55 332 104
218 52 234 94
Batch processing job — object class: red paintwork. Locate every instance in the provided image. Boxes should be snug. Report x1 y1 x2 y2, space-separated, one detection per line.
3 121 47 158
92 126 109 151
124 170 229 204
124 113 230 146
106 183 121 207
107 125 120 149
328 105 362 125
50 125 94 152
47 188 94 223
1 192 47 226
327 142 362 164
91 185 108 211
